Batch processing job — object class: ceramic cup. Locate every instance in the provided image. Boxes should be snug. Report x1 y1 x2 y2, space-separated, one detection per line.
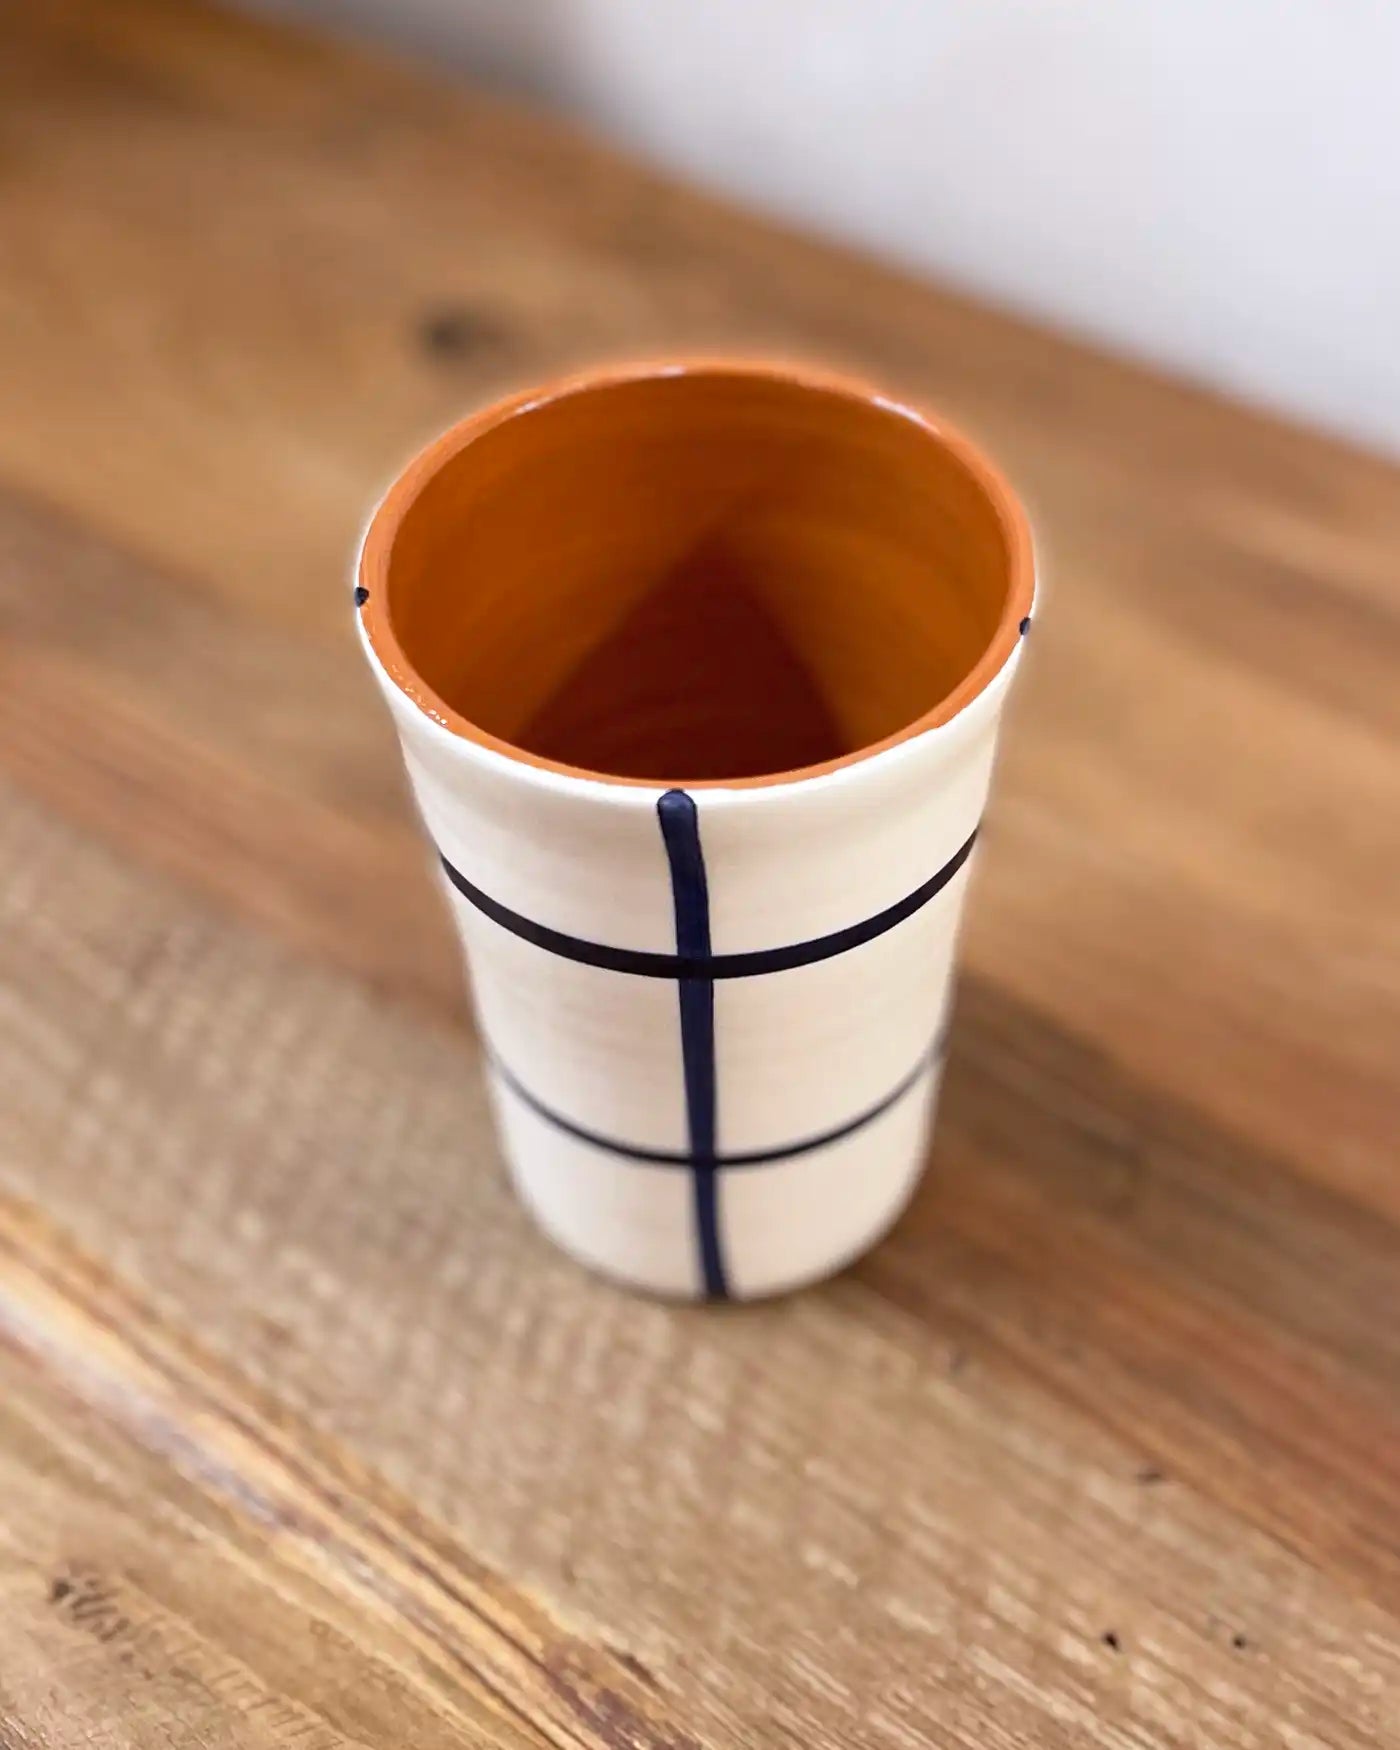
357 362 1034 1300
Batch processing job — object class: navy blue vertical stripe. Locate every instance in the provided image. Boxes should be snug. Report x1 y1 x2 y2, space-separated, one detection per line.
656 791 727 1299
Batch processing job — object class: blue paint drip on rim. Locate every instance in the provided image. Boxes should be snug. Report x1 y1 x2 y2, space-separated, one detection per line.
657 790 727 1299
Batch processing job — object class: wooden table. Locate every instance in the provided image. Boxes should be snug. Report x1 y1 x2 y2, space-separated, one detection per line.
1 3 1397 1744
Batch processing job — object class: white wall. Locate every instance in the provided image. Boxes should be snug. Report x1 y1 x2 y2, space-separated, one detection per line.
251 0 1400 454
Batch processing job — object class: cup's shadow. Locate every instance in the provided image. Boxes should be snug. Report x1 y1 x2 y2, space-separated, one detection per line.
852 972 1391 1453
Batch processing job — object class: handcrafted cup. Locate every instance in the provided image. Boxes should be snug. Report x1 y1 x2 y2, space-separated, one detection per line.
357 362 1034 1299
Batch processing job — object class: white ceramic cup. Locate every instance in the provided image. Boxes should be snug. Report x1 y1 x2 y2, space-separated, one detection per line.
358 362 1034 1300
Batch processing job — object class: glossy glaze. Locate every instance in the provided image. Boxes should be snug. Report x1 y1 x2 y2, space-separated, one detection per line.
360 363 1032 786
359 362 1034 1297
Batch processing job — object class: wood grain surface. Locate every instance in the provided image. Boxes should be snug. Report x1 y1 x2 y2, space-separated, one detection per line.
0 2 1397 1744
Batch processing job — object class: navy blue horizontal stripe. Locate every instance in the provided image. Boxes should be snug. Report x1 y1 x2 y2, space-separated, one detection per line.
439 827 977 980
487 1030 946 1169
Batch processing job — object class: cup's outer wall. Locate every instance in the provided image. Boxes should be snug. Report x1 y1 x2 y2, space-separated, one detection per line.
361 626 1024 1300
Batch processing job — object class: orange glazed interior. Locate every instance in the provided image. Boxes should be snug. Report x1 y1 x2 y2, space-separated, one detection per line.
359 363 1033 787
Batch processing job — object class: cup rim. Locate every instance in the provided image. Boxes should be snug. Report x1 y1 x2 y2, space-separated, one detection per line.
357 358 1035 791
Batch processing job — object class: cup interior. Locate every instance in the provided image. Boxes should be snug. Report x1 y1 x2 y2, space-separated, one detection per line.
362 367 1029 785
